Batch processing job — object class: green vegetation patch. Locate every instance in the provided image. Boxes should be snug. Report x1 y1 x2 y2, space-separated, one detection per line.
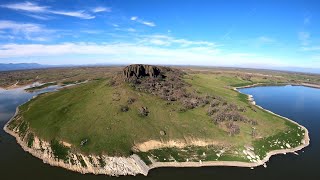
97 156 106 167
26 132 34 148
76 155 87 167
253 121 304 158
18 121 29 138
50 139 70 161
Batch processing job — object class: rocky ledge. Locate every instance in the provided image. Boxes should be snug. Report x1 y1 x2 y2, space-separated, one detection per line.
123 64 168 80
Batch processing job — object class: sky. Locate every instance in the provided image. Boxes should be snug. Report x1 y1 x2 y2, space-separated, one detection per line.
0 0 320 69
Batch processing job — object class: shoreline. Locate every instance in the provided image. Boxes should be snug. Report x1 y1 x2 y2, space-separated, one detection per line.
2 83 310 176
148 83 310 170
234 82 320 90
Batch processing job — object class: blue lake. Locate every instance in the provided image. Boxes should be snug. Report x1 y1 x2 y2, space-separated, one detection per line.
0 85 319 179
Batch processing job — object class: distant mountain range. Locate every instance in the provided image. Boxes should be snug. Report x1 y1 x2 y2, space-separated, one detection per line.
0 63 52 71
1 63 320 74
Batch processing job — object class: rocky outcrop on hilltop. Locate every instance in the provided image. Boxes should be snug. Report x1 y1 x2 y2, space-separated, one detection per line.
121 64 217 111
123 64 165 79
122 64 188 100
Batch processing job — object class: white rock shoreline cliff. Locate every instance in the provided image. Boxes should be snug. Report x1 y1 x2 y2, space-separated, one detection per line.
3 83 310 176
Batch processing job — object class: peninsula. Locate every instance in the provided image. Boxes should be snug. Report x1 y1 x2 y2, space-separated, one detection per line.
4 65 310 176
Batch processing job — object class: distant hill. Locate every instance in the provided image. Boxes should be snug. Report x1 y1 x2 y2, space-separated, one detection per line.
0 63 51 71
274 67 320 74
1 63 319 75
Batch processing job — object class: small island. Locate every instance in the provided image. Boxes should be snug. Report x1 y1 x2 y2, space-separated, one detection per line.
4 64 309 176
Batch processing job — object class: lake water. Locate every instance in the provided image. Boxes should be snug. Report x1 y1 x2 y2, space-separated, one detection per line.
0 85 319 179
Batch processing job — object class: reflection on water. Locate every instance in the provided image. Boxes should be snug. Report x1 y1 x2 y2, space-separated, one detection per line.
0 85 319 179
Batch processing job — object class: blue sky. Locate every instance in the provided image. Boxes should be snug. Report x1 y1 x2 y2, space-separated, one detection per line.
0 0 320 68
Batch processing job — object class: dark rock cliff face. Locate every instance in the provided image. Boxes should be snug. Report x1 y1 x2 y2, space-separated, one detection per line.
123 64 164 79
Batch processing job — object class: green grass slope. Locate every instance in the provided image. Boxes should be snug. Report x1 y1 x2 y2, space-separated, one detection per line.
10 72 305 163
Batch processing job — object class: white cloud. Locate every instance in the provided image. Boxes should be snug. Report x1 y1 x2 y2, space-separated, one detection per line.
0 34 15 40
127 28 136 32
311 55 320 60
0 20 54 41
301 46 320 51
92 6 111 13
148 38 170 46
250 36 278 47
114 27 136 32
0 20 41 32
1 1 48 12
130 16 138 21
303 13 312 25
130 16 156 27
49 10 94 19
0 41 288 67
257 36 275 43
1 1 95 19
25 14 52 20
141 21 155 27
139 34 216 47
0 42 218 60
299 31 310 46
304 18 310 25
81 30 103 34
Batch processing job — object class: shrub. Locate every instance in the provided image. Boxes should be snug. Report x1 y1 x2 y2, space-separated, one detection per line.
212 110 246 123
178 107 187 113
138 107 149 116
182 98 199 109
249 119 258 126
238 106 247 112
225 122 240 136
98 156 106 167
108 79 116 86
210 99 220 107
251 127 257 138
120 105 129 112
112 93 121 101
127 97 136 104
76 154 87 167
207 107 219 116
225 103 238 111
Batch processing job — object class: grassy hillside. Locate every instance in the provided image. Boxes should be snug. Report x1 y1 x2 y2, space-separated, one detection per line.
9 71 305 163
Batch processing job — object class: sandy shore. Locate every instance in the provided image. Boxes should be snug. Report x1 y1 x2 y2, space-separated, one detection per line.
2 83 311 176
